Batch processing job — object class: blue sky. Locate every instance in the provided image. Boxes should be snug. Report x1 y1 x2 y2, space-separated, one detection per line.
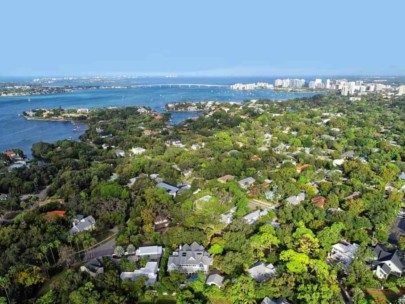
1 0 404 76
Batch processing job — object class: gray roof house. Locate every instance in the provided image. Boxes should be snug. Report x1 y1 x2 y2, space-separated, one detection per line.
286 193 305 205
80 258 104 277
247 261 276 282
371 245 405 279
238 177 256 189
157 182 180 197
120 261 158 286
206 274 225 288
400 172 405 181
243 209 269 225
70 215 96 234
135 246 163 262
167 242 213 274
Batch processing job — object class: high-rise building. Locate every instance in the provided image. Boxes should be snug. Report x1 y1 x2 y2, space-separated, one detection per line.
398 85 405 96
341 86 349 96
325 79 331 89
274 79 283 87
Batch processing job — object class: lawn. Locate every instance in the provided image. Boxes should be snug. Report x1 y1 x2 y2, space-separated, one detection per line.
366 288 404 303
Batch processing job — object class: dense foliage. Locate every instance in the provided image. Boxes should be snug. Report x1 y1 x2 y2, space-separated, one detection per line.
0 96 404 303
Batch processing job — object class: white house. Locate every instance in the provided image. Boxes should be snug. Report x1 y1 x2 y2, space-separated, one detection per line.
131 147 146 155
167 242 213 274
243 209 269 225
328 242 359 271
135 246 163 262
120 262 158 286
238 177 255 189
286 193 305 205
221 207 237 225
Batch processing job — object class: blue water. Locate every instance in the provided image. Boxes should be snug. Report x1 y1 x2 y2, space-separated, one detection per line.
0 77 319 157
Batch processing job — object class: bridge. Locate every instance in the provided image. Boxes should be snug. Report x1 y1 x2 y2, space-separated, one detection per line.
130 84 228 88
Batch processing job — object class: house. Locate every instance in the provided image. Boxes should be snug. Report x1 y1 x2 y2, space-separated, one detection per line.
371 245 405 279
328 242 359 271
311 196 327 208
262 298 290 304
154 215 171 232
167 242 213 274
217 175 235 184
196 195 213 209
130 147 146 155
399 172 405 181
46 210 66 218
191 143 202 150
80 258 104 277
286 193 305 205
8 160 28 170
265 191 275 201
273 143 290 153
268 218 281 229
143 129 153 136
341 150 355 159
221 207 237 225
120 261 158 286
0 194 8 201
251 155 261 161
114 149 125 157
332 159 345 167
165 139 186 148
182 169 193 178
137 107 149 114
135 246 163 262
156 182 180 197
247 261 276 282
206 274 225 288
69 215 96 234
243 209 269 225
296 164 310 173
3 151 17 159
238 177 256 189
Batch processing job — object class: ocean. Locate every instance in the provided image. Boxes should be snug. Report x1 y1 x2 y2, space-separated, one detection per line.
0 77 320 157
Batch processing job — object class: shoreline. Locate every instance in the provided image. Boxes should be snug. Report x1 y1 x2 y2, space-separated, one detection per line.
23 116 73 122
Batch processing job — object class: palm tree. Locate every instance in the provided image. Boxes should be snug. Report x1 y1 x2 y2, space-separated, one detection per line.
40 244 50 265
47 243 56 264
0 276 10 304
53 239 62 259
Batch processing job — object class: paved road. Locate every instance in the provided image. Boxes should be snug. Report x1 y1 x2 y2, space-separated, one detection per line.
82 226 118 261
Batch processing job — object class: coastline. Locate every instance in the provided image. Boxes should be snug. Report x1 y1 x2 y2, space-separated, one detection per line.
23 116 73 122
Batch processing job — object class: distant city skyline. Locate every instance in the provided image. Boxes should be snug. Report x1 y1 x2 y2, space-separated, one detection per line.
1 0 404 77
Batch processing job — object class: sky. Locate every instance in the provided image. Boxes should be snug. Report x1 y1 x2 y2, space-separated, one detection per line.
1 0 404 77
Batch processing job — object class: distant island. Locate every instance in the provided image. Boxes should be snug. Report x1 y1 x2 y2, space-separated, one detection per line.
165 101 242 112
0 84 128 97
23 108 92 122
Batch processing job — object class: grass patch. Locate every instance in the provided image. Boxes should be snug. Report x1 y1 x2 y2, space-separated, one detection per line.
366 288 403 303
138 295 176 304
